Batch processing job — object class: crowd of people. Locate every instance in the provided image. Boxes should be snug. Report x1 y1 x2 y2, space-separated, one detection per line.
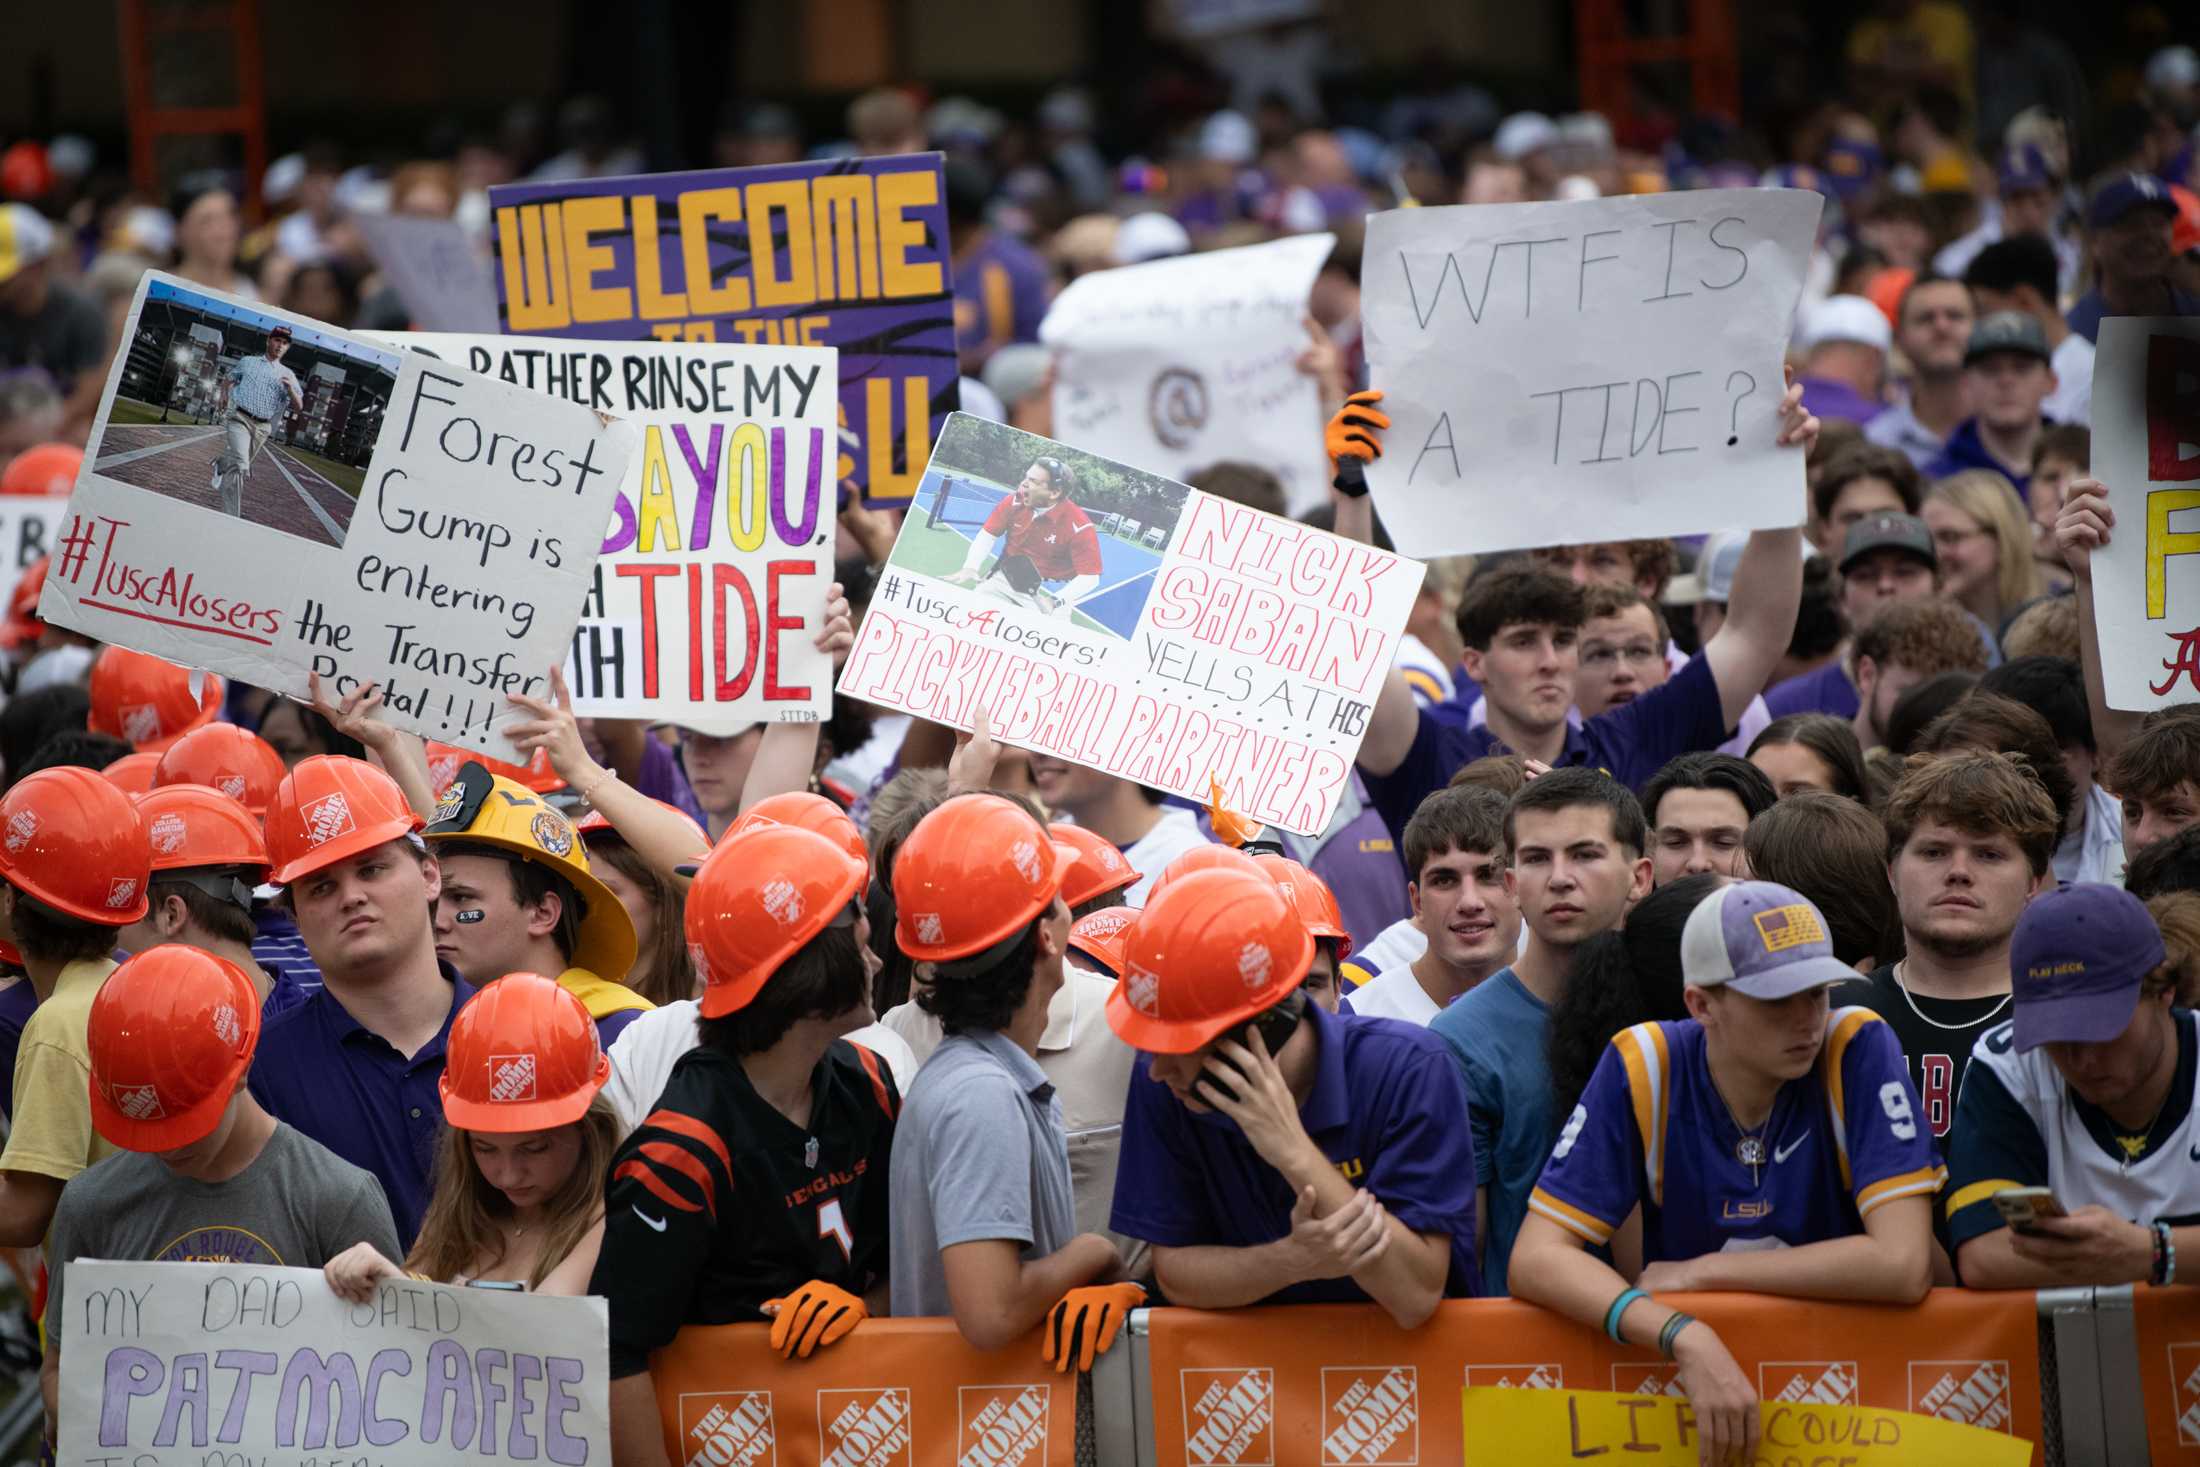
5 12 2200 1467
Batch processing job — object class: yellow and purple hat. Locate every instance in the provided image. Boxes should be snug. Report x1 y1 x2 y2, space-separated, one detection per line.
1680 881 1856 999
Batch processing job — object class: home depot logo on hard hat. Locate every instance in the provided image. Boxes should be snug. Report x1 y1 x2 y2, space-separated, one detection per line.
817 1387 911 1467
680 1390 776 1467
1909 1360 2011 1433
761 879 805 928
121 703 162 746
1010 839 1041 884
106 878 139 909
1237 942 1272 989
303 792 356 847
5 809 36 853
216 774 246 801
915 913 944 946
688 942 713 985
958 1384 1050 1467
150 813 188 856
211 1004 241 1049
489 1054 538 1104
113 1083 164 1121
1125 966 1160 1016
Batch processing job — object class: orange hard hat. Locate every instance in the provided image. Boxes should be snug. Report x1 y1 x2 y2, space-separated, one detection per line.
1143 843 1269 908
138 784 270 874
1105 868 1313 1054
154 723 287 819
729 792 867 865
0 557 47 651
87 647 223 753
686 824 868 1018
1253 853 1353 961
264 755 424 886
425 742 566 796
88 946 261 1151
440 973 610 1131
100 751 162 796
0 766 150 923
892 794 1078 967
1068 905 1138 976
1049 822 1140 909
0 442 81 497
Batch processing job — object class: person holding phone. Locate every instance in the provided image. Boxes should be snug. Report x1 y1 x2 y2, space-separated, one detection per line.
1108 866 1480 1328
1946 884 2200 1289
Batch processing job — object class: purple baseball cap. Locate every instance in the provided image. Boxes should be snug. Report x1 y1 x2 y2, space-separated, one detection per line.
2009 884 2165 1053
1680 881 1857 999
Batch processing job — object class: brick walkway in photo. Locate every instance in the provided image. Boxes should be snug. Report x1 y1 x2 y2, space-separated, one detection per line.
93 422 360 550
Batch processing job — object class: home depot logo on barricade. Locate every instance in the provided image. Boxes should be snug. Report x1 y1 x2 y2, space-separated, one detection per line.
1759 1361 1861 1405
1463 1364 1563 1391
1610 1364 1682 1396
1319 1365 1418 1466
2169 1342 2200 1445
678 1390 776 1467
819 1387 913 1467
1909 1360 2013 1433
1181 1367 1275 1467
957 1383 1050 1467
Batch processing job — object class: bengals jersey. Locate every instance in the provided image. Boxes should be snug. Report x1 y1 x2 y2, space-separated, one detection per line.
591 1038 899 1375
1528 1009 1944 1264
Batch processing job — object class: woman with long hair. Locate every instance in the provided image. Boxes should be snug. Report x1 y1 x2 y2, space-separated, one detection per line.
579 806 702 1007
1545 873 1726 1127
323 975 618 1295
1747 713 1871 803
1921 471 2044 635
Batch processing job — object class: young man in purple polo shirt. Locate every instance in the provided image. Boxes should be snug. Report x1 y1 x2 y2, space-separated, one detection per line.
246 755 469 1249
1108 865 1478 1325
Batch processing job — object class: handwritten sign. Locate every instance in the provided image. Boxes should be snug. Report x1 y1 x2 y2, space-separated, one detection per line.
1360 189 1821 557
838 412 1421 835
489 153 957 508
44 271 633 756
2089 317 2200 710
0 496 67 608
1462 1386 2032 1465
1042 233 1334 514
56 1260 609 1465
370 333 837 734
355 213 501 334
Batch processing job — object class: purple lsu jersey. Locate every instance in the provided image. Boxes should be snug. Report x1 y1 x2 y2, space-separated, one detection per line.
1528 1009 1944 1263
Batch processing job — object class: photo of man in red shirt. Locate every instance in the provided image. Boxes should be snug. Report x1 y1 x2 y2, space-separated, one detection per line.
947 456 1105 616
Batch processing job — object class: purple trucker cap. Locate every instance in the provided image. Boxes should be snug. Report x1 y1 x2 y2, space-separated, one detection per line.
1680 880 1857 999
2009 883 2165 1053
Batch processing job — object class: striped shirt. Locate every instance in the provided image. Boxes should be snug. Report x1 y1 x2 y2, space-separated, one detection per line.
224 355 301 422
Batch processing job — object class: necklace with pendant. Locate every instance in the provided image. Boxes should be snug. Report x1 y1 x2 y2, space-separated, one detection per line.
1711 1077 1775 1186
804 1136 820 1170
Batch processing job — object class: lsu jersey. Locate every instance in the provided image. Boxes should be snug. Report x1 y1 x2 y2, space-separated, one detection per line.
1945 1010 2200 1249
1529 1008 1944 1263
590 1039 899 1375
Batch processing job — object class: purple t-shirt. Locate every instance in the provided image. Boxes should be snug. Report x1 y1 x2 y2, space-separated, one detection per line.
1363 652 1731 839
1761 659 1860 721
1110 1002 1481 1301
0 978 36 1121
954 232 1049 367
634 735 707 829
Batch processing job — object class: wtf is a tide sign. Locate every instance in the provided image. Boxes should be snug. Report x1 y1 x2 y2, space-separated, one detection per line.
1360 189 1821 558
2090 319 2200 710
489 154 956 509
369 333 836 734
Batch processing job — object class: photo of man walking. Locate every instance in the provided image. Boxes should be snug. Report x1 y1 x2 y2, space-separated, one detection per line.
212 323 304 516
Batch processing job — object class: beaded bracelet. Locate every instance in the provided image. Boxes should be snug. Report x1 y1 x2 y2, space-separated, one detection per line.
1603 1287 1647 1344
1657 1312 1696 1360
2154 1221 2177 1287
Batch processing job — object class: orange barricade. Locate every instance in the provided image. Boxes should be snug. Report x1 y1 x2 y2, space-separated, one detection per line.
651 1318 1073 1467
2133 1286 2200 1460
1144 1289 2043 1467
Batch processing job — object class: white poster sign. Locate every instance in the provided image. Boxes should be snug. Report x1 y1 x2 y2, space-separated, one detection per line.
1043 233 1335 514
372 333 838 734
355 212 502 334
838 413 1422 836
45 272 633 756
56 1261 610 1465
0 496 68 609
1361 189 1822 556
2090 316 2200 710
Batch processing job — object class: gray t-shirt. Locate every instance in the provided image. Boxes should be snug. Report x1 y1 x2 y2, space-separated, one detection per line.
889 1029 1076 1318
47 1121 399 1355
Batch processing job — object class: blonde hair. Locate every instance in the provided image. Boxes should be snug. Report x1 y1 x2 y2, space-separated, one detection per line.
406 1093 621 1289
2147 891 2200 1005
2000 595 2079 662
1928 471 2043 619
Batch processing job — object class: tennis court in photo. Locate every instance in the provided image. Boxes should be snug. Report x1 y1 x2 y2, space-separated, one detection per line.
897 470 1171 641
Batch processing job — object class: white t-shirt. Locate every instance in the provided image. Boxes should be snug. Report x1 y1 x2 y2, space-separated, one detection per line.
2046 332 2094 428
1342 918 1426 990
1119 807 1213 907
1342 965 1442 1025
602 998 918 1132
